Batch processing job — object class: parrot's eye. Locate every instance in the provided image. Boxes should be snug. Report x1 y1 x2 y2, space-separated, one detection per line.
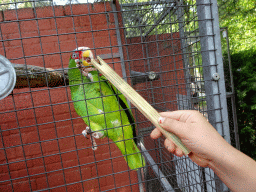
72 53 78 59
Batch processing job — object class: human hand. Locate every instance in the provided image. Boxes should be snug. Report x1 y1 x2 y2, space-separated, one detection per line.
150 110 230 167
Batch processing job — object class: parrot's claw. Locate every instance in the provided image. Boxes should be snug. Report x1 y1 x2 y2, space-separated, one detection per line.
87 73 94 82
82 127 104 151
82 126 90 138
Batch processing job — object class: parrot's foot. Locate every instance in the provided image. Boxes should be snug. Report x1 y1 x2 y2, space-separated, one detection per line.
82 127 104 151
82 126 91 138
81 68 96 82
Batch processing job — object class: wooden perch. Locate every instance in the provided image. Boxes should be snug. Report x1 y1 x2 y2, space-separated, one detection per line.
13 64 69 89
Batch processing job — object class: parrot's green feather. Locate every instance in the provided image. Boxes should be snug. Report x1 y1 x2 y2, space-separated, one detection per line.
68 58 145 170
100 75 137 143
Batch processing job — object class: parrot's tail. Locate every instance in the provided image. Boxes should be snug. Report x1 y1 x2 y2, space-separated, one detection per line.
114 138 146 170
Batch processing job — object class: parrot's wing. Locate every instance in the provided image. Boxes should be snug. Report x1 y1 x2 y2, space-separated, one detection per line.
100 75 137 141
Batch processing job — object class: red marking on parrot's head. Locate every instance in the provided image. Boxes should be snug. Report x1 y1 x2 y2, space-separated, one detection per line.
71 51 82 60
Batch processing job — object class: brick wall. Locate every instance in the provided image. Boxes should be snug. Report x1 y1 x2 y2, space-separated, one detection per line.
0 1 187 191
0 2 139 192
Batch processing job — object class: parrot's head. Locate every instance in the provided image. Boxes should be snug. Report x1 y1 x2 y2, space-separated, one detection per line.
71 47 94 67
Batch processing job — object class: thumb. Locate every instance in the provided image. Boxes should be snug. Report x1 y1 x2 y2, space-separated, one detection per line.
158 116 188 138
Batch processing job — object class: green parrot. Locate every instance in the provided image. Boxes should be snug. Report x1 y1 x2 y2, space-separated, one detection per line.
68 47 145 170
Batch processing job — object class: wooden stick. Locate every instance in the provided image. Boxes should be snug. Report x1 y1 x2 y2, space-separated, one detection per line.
91 56 191 155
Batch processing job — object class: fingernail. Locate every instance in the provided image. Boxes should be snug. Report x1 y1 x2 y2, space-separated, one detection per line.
158 117 165 124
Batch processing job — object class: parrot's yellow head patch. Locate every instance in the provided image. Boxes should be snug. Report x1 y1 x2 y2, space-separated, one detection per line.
82 50 92 66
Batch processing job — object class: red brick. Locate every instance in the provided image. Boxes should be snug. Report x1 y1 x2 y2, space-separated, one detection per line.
56 17 73 29
0 183 12 192
35 176 48 191
38 124 56 141
0 111 17 125
19 20 37 34
4 9 17 21
61 152 78 168
18 118 37 128
76 15 90 27
66 183 83 192
41 140 59 155
52 103 70 117
64 4 89 16
91 14 107 26
49 87 69 103
24 143 41 157
80 165 92 180
43 54 62 68
1 22 19 34
13 178 34 191
117 185 139 192
28 165 45 176
47 171 65 187
2 133 21 148
42 42 59 54
12 92 33 110
83 179 98 191
57 26 75 34
5 46 24 60
38 18 55 31
17 8 34 20
9 161 26 172
41 35 58 44
79 154 95 165
25 55 44 67
21 130 39 145
58 137 75 152
44 154 60 166
56 125 73 139
34 106 54 121
0 171 10 182
6 38 23 48
36 6 64 18
22 36 40 45
92 2 111 13
0 163 9 173
16 109 35 122
31 90 51 107
59 39 76 52
64 167 81 184
24 43 42 57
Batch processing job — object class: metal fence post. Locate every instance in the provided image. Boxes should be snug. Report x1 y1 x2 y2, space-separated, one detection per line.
197 0 231 191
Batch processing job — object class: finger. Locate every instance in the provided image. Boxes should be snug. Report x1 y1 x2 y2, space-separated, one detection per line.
150 128 162 139
175 147 184 157
158 116 188 138
164 139 175 153
160 110 205 123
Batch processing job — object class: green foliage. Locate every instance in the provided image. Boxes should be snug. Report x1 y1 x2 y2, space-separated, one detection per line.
217 0 256 53
227 49 256 159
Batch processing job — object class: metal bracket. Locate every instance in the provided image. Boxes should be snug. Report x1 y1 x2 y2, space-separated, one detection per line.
131 70 159 85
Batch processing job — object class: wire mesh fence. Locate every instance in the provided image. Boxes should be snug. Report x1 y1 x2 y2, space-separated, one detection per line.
0 0 236 191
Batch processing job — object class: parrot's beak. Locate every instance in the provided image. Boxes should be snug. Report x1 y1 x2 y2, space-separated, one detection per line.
82 58 92 67
82 50 93 67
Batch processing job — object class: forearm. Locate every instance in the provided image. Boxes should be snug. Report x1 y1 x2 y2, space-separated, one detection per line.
209 145 256 192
